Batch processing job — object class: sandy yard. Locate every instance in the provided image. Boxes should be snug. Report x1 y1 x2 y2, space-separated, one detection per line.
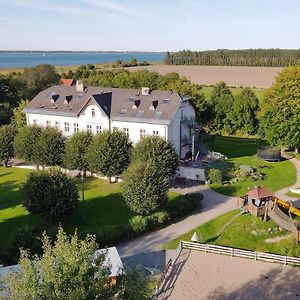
158 250 300 300
127 65 283 88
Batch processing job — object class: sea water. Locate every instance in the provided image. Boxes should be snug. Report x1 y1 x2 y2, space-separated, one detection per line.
0 52 164 68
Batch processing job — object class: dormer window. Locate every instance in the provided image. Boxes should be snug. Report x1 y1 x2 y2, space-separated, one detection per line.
150 100 158 110
50 93 59 103
91 108 96 118
132 99 141 109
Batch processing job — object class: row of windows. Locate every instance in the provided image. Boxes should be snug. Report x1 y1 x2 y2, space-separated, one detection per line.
33 120 160 138
33 120 102 134
115 127 159 139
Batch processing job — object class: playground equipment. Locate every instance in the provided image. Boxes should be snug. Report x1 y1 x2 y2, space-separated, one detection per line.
257 146 281 162
237 187 300 241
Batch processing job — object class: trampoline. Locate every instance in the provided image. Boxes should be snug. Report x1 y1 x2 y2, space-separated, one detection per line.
257 146 281 162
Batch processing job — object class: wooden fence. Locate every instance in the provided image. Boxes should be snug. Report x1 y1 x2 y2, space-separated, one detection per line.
180 241 300 266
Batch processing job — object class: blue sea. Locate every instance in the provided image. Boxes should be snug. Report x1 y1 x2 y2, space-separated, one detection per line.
0 52 165 68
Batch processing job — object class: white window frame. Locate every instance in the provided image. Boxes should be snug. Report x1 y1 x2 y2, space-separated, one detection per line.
64 122 70 133
140 129 146 139
91 108 96 118
123 128 129 137
96 125 102 134
73 123 79 132
86 124 92 133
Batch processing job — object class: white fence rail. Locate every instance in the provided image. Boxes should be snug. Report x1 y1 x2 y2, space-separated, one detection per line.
180 241 300 267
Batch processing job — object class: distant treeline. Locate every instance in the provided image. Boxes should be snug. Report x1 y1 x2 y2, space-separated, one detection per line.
165 49 300 67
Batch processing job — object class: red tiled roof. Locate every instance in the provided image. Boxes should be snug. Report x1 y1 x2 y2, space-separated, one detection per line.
61 79 75 86
247 187 273 200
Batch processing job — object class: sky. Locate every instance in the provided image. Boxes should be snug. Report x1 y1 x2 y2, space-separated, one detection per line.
0 0 300 51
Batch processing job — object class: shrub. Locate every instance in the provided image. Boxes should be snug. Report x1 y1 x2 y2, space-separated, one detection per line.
129 216 148 234
122 161 168 215
22 168 79 220
0 225 42 266
208 168 223 184
166 193 202 219
146 211 170 230
95 224 132 247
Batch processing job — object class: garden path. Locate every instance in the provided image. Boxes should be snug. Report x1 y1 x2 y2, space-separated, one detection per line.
274 157 300 203
117 182 236 270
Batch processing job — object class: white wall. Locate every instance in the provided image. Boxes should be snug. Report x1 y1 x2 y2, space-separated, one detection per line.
26 104 109 136
111 120 167 144
168 100 196 159
26 100 196 158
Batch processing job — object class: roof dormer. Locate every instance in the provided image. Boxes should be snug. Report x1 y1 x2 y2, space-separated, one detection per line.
149 100 158 110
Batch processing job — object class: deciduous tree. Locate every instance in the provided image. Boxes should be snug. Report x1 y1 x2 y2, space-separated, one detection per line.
13 125 42 167
0 124 17 166
259 66 300 148
63 131 93 174
22 168 78 220
86 130 132 182
132 136 178 178
122 161 168 215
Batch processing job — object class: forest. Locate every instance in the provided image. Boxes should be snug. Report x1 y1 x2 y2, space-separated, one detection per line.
164 49 300 67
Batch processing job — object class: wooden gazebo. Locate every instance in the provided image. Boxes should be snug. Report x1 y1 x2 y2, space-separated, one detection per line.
238 186 273 217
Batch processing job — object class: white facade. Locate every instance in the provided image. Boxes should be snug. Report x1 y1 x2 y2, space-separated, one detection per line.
25 95 196 159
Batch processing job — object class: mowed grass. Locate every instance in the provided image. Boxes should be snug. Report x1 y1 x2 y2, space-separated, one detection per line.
205 135 296 196
164 210 300 257
0 167 179 245
201 86 266 101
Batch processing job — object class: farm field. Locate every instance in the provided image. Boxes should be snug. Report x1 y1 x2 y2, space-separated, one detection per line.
127 65 282 88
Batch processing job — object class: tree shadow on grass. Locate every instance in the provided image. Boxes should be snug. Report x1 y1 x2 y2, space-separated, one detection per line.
62 193 134 234
0 180 24 209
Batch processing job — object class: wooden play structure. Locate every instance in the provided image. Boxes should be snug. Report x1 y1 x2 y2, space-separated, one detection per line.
237 187 300 242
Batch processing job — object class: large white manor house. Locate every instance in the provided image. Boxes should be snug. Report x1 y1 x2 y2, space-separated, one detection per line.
24 80 196 159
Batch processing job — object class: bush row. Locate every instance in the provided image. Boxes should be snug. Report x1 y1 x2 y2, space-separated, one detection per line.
0 193 203 265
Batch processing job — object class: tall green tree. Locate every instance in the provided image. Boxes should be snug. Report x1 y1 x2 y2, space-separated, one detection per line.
37 127 65 167
4 227 113 300
210 82 234 132
259 66 300 148
11 99 29 129
21 64 61 98
86 130 132 182
63 131 93 175
232 87 259 134
13 125 42 168
122 161 168 215
0 124 17 166
132 136 178 178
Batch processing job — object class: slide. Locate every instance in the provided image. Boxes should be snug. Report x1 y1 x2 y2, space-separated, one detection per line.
273 197 300 217
267 204 296 232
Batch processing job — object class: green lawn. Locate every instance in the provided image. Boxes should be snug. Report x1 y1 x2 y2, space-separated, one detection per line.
201 86 266 101
0 167 179 245
164 210 300 257
205 135 296 196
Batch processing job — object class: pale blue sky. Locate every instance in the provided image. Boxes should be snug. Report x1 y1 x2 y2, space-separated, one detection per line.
0 0 299 51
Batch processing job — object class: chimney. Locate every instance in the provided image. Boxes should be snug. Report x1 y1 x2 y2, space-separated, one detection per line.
141 87 150 96
132 99 141 109
149 100 158 110
76 81 84 92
